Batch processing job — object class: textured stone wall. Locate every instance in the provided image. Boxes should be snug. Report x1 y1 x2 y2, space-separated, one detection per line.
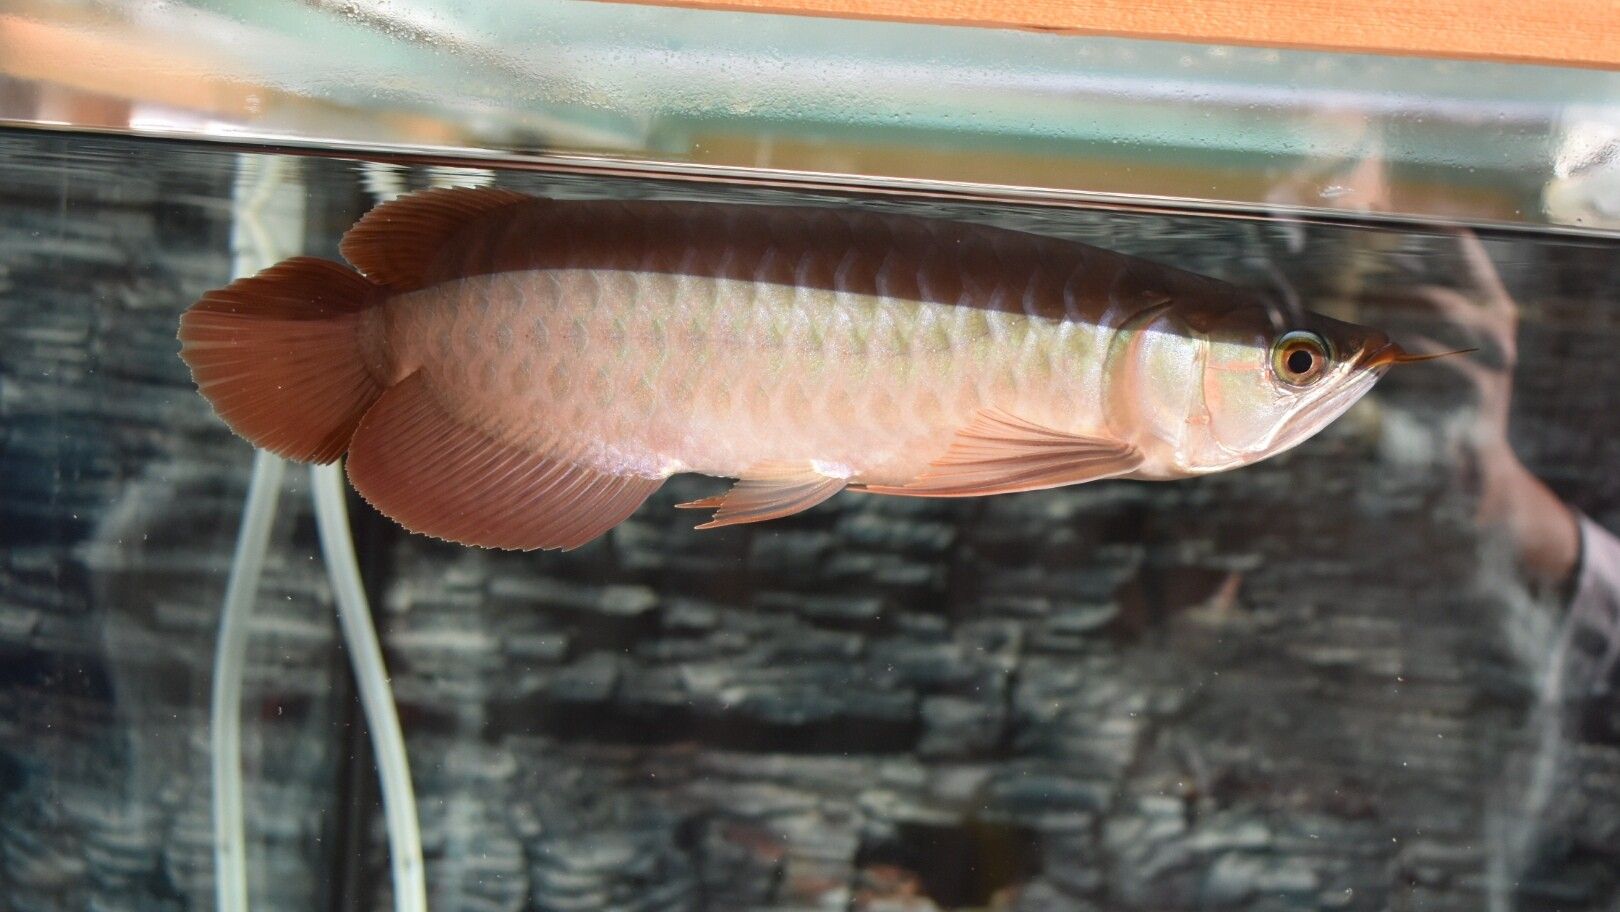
0 132 352 912
2 129 1619 912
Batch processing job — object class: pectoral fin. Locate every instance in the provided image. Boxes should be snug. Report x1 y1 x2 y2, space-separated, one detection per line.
858 410 1142 498
678 461 848 529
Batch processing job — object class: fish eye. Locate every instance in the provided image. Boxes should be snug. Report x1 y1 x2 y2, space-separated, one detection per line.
1271 331 1331 386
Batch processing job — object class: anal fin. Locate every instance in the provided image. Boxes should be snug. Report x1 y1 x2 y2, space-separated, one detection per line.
681 461 848 530
858 410 1142 498
345 374 662 551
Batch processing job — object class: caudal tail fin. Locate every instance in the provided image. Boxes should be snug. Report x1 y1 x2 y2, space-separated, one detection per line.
178 256 385 463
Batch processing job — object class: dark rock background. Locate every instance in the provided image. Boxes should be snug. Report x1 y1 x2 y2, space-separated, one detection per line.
2 129 1618 912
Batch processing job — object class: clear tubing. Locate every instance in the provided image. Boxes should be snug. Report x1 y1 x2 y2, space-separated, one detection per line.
311 461 428 912
210 449 287 912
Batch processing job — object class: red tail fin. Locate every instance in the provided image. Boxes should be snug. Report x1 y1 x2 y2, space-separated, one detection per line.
179 257 385 463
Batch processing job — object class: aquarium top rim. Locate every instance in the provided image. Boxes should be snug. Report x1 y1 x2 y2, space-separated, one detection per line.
6 120 1620 244
4 0 1618 237
609 0 1620 71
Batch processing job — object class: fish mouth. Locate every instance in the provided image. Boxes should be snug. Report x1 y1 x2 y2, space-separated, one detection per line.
1364 341 1476 367
1278 337 1469 444
1365 340 1400 369
1269 345 1392 452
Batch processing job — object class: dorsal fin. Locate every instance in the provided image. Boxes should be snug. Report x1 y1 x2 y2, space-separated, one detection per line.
338 186 531 290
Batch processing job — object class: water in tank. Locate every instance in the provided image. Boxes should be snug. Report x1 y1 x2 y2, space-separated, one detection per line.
1 3 1619 912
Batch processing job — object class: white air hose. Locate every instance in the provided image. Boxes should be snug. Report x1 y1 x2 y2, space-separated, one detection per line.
312 462 427 912
210 449 286 912
210 152 428 912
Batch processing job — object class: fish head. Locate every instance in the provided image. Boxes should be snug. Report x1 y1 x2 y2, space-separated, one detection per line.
1179 306 1398 473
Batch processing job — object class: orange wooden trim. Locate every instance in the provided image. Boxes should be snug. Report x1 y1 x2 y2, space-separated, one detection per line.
598 0 1620 70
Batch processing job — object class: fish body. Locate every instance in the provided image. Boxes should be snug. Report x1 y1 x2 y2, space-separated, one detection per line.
180 188 1400 550
375 201 1253 485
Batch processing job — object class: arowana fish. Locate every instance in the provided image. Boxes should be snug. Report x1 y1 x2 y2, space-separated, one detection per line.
178 187 1430 551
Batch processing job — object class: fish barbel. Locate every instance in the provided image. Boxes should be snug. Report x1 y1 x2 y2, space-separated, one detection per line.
179 187 1409 550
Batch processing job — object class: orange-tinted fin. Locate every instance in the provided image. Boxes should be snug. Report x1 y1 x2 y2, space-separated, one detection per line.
178 256 385 463
858 410 1142 498
345 374 662 551
684 461 848 530
339 186 531 290
673 495 726 510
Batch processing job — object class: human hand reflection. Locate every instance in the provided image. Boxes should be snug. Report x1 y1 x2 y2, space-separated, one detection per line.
1372 230 1579 586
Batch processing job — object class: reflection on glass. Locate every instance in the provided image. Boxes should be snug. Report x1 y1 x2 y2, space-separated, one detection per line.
1361 229 1620 911
0 128 1618 912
